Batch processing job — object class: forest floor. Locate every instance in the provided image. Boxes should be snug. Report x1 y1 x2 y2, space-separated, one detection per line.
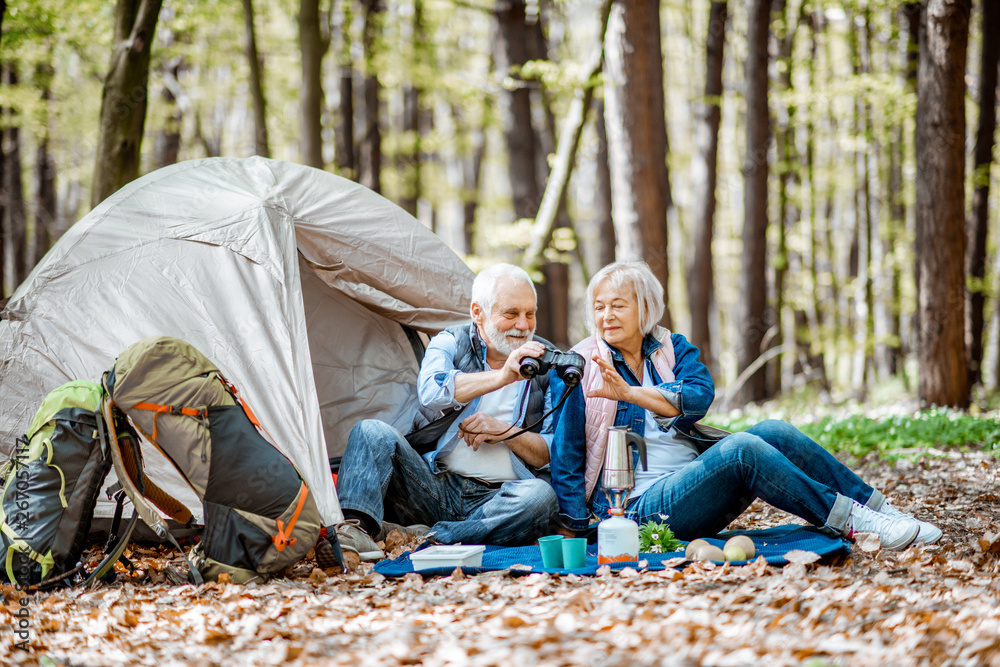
2 443 999 666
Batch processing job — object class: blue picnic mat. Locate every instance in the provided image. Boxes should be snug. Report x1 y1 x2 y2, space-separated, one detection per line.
373 524 851 577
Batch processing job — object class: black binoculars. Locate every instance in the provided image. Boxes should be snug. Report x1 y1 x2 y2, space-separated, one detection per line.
519 347 585 385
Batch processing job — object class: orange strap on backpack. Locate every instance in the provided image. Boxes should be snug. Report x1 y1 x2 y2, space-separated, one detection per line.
131 402 208 441
273 482 309 551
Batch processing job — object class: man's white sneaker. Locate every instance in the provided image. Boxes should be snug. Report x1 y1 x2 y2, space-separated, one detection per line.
879 501 943 545
845 500 919 551
335 519 385 561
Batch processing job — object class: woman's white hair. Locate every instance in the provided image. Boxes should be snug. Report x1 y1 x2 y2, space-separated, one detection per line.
585 260 665 335
470 263 536 315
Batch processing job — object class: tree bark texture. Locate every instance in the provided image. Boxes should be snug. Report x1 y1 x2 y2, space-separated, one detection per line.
398 0 428 218
603 0 671 327
966 0 998 387
687 0 726 375
593 98 615 271
91 0 164 208
735 0 771 407
804 10 829 391
0 95 4 296
359 0 383 193
529 11 571 350
496 0 540 221
243 0 270 158
299 0 326 169
2 65 27 292
333 0 355 178
153 58 182 169
33 57 56 266
915 0 970 408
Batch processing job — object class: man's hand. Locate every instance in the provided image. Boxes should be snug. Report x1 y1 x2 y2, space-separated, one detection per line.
584 354 635 403
452 340 547 405
458 412 514 450
500 340 546 383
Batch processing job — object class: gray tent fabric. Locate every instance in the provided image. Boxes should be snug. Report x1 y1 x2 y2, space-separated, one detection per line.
0 157 474 526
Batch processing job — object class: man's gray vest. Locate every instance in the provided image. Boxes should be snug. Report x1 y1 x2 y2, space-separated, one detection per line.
406 323 551 454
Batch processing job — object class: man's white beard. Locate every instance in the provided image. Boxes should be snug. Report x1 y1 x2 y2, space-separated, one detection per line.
483 319 535 356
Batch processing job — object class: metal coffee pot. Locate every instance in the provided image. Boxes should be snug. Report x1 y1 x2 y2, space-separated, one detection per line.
602 426 647 511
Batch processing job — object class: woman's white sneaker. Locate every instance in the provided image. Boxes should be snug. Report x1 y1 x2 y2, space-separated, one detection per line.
845 500 920 550
879 501 943 545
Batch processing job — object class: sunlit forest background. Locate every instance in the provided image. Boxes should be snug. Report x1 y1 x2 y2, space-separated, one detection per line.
1 0 997 411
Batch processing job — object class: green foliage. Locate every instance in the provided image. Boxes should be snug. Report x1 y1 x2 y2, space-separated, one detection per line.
709 409 1000 459
638 520 682 554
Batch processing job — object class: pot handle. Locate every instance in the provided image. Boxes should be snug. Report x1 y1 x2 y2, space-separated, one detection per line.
627 432 647 471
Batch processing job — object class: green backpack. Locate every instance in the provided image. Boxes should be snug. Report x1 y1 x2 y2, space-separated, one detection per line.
0 381 111 587
102 336 323 583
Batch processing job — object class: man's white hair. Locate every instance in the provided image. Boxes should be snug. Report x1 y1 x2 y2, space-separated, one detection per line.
586 260 665 335
471 263 536 315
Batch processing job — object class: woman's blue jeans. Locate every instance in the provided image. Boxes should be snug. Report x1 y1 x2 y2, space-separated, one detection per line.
608 420 883 539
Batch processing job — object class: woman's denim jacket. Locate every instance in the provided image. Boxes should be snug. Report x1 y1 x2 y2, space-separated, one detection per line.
550 332 724 531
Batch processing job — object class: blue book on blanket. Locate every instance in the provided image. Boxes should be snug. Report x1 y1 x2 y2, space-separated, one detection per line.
374 525 851 578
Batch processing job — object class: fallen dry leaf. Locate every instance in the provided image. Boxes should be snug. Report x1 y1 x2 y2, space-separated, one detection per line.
0 450 995 667
784 550 822 565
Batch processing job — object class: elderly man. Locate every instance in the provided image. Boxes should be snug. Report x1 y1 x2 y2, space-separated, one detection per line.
332 264 559 561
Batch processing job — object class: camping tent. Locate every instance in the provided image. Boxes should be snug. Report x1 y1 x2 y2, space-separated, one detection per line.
0 156 474 526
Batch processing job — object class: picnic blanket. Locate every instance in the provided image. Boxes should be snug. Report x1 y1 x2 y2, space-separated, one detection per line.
373 525 851 578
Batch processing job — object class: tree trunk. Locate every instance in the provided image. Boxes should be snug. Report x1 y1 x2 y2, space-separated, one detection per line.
398 0 428 218
515 6 566 347
595 97 615 270
33 55 57 266
243 0 270 158
0 89 4 297
688 0 726 376
735 0 771 407
804 9 829 391
603 0 671 327
359 0 383 193
459 110 486 256
852 6 875 397
333 0 355 179
153 58 182 169
881 8 908 379
966 0 998 387
299 0 327 169
771 0 806 397
496 0 540 222
915 0 970 408
399 85 420 217
91 0 164 207
2 65 27 291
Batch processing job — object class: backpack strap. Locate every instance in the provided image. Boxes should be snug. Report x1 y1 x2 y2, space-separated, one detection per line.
130 402 209 442
217 374 274 442
98 399 203 585
113 423 193 525
273 482 309 551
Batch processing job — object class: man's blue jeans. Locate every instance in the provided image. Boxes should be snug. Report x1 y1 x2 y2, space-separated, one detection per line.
605 420 883 539
336 419 558 546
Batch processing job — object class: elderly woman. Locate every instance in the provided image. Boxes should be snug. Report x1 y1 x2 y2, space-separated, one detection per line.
550 260 941 550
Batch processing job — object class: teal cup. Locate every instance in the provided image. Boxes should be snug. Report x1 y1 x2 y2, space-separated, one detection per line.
538 535 565 568
561 537 588 569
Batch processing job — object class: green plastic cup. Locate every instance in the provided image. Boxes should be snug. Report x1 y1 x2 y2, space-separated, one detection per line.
561 537 588 569
538 535 565 568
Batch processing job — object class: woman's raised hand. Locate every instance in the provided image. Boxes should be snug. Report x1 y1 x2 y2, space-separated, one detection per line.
584 354 635 403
